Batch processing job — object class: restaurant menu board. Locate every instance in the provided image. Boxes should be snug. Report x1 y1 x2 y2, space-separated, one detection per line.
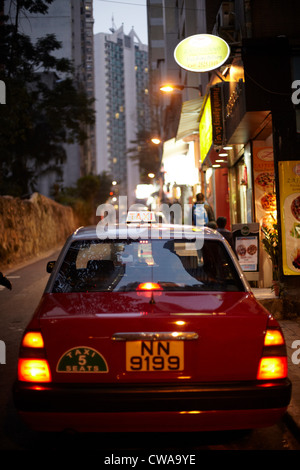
232 224 260 272
235 236 259 272
253 146 276 231
278 161 300 275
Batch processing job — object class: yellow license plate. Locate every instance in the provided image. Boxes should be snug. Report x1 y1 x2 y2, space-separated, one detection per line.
126 341 184 371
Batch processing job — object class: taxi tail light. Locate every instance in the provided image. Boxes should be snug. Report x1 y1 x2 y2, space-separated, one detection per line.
18 358 51 383
22 331 44 348
257 357 287 380
257 322 288 380
18 330 51 382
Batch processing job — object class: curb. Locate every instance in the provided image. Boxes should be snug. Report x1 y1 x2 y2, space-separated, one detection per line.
283 411 300 439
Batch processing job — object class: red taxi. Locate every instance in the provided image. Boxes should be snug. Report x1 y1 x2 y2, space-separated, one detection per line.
13 214 291 432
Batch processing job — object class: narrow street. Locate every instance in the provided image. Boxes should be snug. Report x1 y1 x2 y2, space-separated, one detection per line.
0 252 300 452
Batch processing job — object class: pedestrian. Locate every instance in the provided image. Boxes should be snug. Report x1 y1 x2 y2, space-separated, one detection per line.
192 193 215 226
216 216 234 250
0 272 12 290
192 193 208 226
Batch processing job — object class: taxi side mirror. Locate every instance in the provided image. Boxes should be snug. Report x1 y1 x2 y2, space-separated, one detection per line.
46 261 56 273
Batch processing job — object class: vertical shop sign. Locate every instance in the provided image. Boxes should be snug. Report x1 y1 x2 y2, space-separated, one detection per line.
199 96 212 162
278 161 300 275
210 86 223 146
253 147 276 229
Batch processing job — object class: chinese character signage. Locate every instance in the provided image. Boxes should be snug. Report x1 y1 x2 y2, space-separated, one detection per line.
210 86 223 146
278 161 300 275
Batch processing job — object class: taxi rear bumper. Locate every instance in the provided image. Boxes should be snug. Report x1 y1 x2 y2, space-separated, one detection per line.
14 379 291 413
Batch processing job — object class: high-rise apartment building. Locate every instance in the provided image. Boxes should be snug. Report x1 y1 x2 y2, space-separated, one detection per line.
94 25 150 204
4 0 96 196
147 0 206 141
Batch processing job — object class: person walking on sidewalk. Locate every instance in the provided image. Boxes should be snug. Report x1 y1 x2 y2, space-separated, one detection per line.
192 193 215 226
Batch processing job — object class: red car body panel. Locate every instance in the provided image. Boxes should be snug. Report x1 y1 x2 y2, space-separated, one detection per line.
18 409 288 433
37 291 267 384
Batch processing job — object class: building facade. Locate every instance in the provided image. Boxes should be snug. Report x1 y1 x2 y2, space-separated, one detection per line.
147 0 300 291
94 25 150 204
4 0 96 197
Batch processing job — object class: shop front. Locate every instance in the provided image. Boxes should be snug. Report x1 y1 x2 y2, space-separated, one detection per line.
198 89 231 228
223 71 276 287
196 63 277 286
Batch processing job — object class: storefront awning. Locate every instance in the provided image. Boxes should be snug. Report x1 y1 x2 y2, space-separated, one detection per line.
176 98 204 141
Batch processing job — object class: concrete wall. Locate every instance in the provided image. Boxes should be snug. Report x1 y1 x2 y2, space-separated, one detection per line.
0 193 79 269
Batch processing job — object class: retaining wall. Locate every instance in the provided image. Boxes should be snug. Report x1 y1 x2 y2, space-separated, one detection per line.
0 193 79 269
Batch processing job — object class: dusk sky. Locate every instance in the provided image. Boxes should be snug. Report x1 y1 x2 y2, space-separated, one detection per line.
93 0 148 44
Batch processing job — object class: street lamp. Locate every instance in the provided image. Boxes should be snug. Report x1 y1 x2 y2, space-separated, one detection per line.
160 84 202 94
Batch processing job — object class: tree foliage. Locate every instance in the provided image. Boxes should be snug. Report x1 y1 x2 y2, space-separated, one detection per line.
127 130 161 183
53 172 112 225
0 0 95 197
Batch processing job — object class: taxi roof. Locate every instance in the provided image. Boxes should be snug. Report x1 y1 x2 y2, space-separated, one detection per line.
70 223 223 242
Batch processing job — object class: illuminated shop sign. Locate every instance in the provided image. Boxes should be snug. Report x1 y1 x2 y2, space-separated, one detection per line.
278 161 300 275
253 146 276 231
174 34 230 73
199 96 212 162
210 86 223 146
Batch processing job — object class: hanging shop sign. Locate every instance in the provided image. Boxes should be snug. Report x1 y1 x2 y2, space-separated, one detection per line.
278 161 300 275
199 96 212 162
210 86 223 146
174 34 230 73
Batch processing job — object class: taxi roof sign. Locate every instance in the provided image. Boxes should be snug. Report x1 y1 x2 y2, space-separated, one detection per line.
126 211 156 223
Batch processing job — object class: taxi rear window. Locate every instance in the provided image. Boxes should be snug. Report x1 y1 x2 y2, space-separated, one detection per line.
51 239 245 293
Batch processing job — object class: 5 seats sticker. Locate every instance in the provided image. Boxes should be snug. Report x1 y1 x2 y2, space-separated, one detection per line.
56 347 108 373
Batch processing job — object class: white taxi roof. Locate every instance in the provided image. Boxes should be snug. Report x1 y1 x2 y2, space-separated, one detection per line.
70 223 221 241
68 210 223 242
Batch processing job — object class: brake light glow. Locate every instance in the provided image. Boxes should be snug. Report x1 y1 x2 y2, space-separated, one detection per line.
137 282 162 291
18 358 51 382
22 331 44 348
257 357 287 380
264 329 284 346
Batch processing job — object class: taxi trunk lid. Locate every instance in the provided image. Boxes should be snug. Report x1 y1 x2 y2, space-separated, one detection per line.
38 291 270 384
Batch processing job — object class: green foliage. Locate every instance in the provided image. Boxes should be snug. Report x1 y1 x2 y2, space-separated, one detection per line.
127 130 161 182
0 1 95 197
53 172 112 226
261 223 279 280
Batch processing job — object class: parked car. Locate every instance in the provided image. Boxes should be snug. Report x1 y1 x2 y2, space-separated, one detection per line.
13 213 291 432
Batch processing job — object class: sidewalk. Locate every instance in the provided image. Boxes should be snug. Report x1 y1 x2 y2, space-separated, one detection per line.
253 288 300 433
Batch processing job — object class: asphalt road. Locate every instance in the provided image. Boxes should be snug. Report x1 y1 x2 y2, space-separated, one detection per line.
0 251 300 454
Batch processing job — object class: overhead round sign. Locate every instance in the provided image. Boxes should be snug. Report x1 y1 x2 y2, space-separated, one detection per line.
174 34 230 72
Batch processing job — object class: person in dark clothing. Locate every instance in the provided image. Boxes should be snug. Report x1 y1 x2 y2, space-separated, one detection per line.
0 272 12 290
216 216 234 250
